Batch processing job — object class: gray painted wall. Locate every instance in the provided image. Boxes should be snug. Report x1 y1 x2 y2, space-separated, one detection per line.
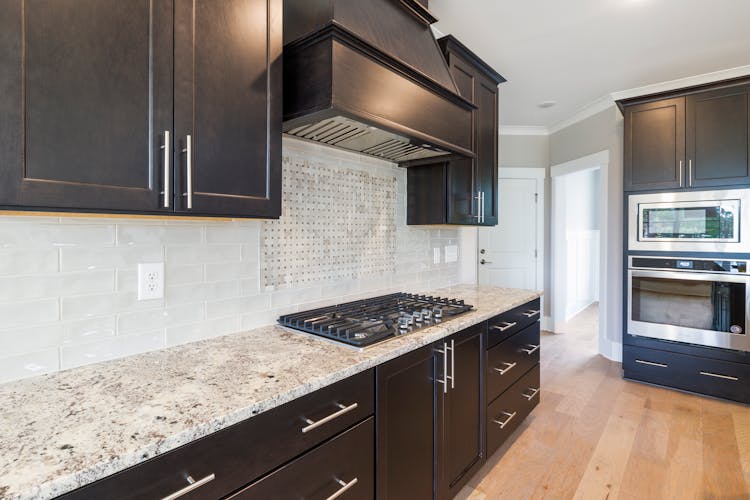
499 135 549 168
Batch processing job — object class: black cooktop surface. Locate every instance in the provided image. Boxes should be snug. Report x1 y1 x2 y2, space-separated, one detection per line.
278 292 473 348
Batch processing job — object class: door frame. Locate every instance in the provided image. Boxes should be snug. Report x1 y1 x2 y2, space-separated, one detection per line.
550 150 611 354
478 167 546 321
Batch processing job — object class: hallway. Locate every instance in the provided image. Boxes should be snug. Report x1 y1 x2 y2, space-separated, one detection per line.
461 306 750 499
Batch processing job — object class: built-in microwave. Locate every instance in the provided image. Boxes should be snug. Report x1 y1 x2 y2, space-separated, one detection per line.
628 189 750 253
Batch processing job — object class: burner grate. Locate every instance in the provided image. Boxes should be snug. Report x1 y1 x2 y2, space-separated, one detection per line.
278 292 473 347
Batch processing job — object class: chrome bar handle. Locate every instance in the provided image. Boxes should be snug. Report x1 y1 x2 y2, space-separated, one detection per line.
635 359 667 368
679 160 684 187
326 477 359 500
491 321 517 332
492 411 517 429
493 362 517 375
161 473 215 500
522 310 541 318
450 339 455 389
301 402 358 433
688 159 693 187
182 134 193 209
435 343 449 393
700 371 738 381
523 387 540 401
521 344 540 355
161 130 171 208
481 191 486 223
474 191 482 221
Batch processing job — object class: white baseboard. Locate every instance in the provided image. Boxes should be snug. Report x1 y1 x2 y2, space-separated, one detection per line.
541 315 553 331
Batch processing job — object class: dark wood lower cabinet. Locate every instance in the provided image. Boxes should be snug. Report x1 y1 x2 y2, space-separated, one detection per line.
623 345 750 404
487 365 540 455
229 418 374 500
437 324 485 500
376 344 437 500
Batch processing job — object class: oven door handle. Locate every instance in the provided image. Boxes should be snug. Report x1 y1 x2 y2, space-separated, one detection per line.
628 268 750 284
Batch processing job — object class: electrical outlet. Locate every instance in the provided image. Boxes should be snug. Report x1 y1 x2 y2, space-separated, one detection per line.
138 263 164 301
433 247 441 264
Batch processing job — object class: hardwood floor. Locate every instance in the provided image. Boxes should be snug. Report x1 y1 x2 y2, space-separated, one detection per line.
461 305 750 499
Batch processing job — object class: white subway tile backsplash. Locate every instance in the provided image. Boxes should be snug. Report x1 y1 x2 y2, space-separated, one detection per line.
118 304 205 334
0 248 59 276
0 349 60 383
0 270 114 301
165 281 240 306
0 299 59 329
165 316 239 347
117 225 203 246
0 139 460 382
165 244 242 266
60 246 163 271
59 330 165 370
61 292 162 320
0 223 115 248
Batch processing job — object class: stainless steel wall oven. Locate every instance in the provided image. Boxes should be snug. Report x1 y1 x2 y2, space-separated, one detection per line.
627 256 750 352
628 189 750 253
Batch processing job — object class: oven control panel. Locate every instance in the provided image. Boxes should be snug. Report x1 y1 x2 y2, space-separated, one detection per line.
630 257 748 274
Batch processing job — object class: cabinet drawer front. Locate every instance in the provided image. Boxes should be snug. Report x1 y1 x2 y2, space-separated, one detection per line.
60 369 374 500
229 417 374 499
487 323 540 403
487 298 541 348
624 346 750 403
487 364 540 455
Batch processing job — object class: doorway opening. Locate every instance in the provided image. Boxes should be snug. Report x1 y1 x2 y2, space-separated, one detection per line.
551 151 609 349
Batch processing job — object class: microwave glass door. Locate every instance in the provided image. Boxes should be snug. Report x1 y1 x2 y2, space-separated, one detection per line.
631 276 746 333
640 201 739 242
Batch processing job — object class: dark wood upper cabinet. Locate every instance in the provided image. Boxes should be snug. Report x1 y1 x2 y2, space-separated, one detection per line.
624 97 685 192
621 78 750 192
407 35 504 226
0 0 173 212
687 84 750 188
437 324 485 500
0 0 281 218
173 0 281 217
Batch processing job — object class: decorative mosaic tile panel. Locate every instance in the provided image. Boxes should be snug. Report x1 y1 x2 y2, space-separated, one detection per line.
262 153 398 288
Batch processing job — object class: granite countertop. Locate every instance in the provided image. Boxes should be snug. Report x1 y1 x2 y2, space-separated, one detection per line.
0 285 541 500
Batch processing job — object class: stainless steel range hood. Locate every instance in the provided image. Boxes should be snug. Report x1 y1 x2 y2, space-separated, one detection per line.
282 0 475 164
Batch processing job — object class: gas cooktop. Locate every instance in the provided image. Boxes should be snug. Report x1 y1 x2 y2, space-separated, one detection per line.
278 292 473 348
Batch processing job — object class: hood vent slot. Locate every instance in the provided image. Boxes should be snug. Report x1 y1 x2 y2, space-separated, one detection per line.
287 116 448 163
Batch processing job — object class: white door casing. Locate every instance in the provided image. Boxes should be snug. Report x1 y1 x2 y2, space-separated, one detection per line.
478 168 545 314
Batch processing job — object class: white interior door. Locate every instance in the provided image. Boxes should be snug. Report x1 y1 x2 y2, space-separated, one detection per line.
477 170 542 291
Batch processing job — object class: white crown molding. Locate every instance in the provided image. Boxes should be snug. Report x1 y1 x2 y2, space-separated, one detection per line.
498 125 549 136
610 64 750 102
548 95 615 135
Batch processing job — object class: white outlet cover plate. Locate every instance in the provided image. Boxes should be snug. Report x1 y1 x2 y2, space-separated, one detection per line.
445 245 458 263
138 262 165 301
433 247 441 264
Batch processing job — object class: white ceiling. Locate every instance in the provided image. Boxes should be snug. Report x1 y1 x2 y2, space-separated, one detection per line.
429 0 750 128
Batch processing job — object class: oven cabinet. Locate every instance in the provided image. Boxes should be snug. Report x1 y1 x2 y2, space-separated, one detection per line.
59 370 374 500
485 311 541 456
621 79 750 192
623 345 750 404
406 35 504 226
0 0 281 218
376 323 485 500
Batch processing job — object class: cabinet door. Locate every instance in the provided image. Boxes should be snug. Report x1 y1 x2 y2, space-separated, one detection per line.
376 344 437 500
173 0 281 217
624 97 685 191
475 76 499 226
437 325 485 499
0 0 172 211
687 84 750 188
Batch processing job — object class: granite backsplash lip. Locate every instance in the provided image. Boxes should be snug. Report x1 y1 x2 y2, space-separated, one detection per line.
0 285 541 500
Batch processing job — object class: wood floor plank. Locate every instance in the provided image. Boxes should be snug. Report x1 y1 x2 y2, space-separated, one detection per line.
465 305 750 500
